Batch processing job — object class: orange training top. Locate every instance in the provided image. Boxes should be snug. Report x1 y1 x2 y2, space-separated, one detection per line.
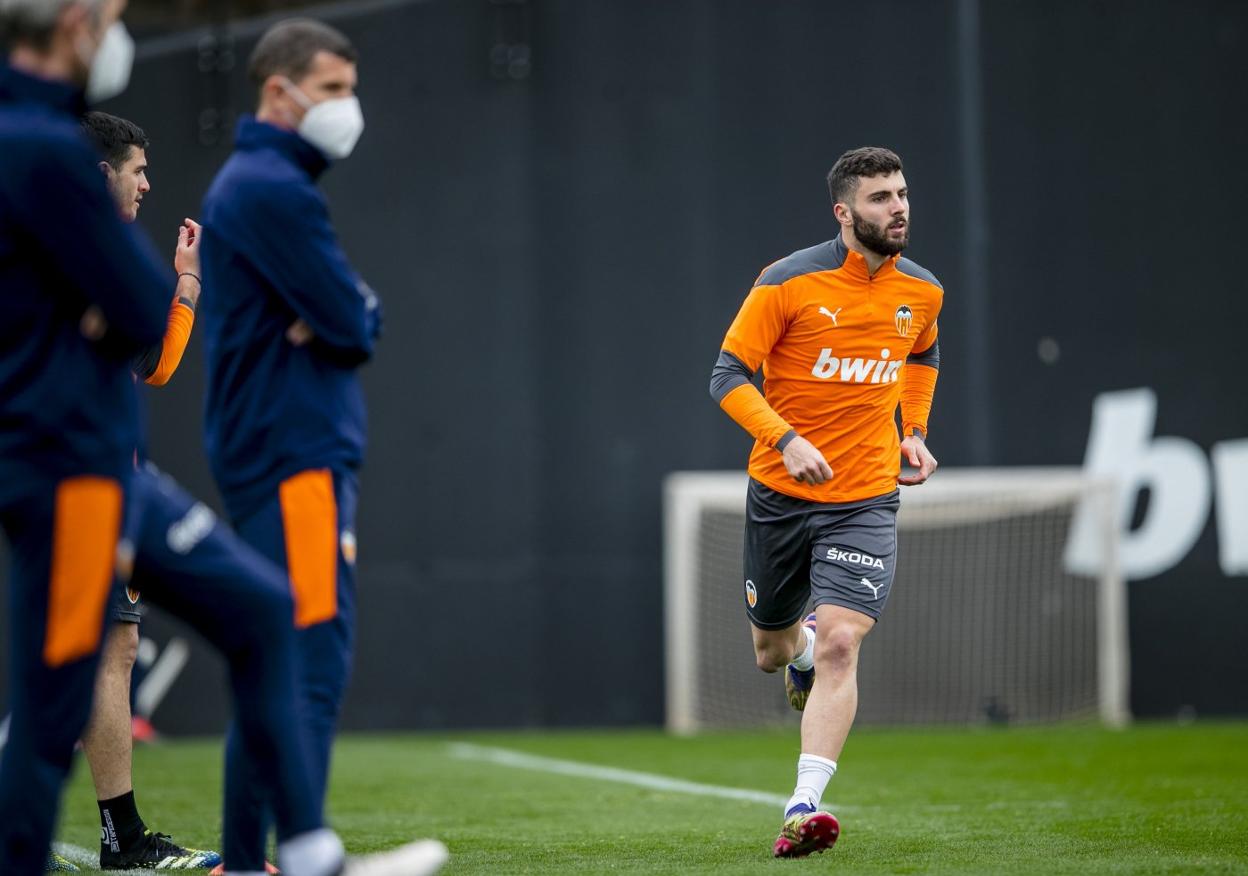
712 235 942 504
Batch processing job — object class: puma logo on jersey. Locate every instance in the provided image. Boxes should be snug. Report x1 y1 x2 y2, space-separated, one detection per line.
811 348 903 383
860 577 883 599
826 548 886 570
818 306 842 326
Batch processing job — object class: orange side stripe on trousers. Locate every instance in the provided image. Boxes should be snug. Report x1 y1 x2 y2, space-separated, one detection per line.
279 469 338 628
45 477 122 667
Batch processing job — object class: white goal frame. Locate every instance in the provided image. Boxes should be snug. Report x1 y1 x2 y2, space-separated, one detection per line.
663 468 1128 733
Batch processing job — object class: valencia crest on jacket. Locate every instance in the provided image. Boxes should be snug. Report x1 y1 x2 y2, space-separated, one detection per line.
895 305 913 337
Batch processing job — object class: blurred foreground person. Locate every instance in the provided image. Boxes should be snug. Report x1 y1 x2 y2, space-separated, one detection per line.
0 2 444 874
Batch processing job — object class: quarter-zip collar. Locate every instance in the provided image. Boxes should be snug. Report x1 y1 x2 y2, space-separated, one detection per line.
833 232 900 282
233 114 330 180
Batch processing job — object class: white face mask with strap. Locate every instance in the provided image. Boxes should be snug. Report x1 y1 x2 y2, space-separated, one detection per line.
80 22 135 104
281 78 365 160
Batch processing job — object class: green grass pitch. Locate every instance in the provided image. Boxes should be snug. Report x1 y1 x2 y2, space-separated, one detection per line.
54 722 1248 874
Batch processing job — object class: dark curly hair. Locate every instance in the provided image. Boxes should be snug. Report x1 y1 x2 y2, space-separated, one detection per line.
81 111 150 172
827 147 903 206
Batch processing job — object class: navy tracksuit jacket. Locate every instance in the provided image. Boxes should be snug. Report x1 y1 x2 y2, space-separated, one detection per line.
0 64 321 875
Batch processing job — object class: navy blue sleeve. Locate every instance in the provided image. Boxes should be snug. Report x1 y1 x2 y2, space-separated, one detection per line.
231 178 380 362
19 137 171 352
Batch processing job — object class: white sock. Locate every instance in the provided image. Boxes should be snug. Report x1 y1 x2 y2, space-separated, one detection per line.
784 753 837 816
789 624 815 672
278 828 346 876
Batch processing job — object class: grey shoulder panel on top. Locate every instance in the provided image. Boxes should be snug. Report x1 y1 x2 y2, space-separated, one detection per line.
709 349 754 404
896 257 943 290
755 238 848 287
907 338 940 370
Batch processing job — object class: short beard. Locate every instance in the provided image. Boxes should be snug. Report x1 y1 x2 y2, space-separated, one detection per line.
852 211 909 256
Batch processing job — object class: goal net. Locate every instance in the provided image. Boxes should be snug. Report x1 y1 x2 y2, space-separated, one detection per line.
663 469 1127 733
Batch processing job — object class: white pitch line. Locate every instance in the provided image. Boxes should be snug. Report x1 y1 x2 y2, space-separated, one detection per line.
52 842 101 869
448 742 798 809
56 841 165 874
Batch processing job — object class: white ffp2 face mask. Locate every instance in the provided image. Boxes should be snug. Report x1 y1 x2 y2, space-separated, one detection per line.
84 22 135 104
282 79 365 160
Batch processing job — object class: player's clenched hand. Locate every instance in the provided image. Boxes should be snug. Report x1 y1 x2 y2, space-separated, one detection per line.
173 219 203 307
173 218 201 279
898 434 938 485
782 435 834 485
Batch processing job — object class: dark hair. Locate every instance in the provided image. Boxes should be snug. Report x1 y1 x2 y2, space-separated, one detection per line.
827 147 903 206
248 18 357 88
81 111 149 171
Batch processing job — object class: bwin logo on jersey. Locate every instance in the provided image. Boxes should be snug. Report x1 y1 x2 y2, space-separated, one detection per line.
811 348 903 384
826 548 885 570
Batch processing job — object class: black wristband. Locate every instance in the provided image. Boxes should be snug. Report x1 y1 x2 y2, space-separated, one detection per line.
776 429 798 452
177 271 201 285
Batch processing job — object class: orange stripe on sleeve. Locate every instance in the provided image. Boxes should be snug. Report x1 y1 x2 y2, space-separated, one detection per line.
719 382 795 450
279 469 338 629
144 297 194 386
44 476 122 667
899 362 939 439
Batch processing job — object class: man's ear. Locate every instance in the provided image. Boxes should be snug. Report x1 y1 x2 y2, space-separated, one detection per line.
262 75 293 108
258 75 288 119
51 1 92 69
97 160 114 179
56 1 91 41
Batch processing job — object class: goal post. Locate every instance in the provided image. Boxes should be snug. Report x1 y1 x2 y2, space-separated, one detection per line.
663 468 1127 734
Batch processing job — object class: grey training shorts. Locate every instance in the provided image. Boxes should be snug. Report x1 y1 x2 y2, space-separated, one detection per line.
743 479 899 629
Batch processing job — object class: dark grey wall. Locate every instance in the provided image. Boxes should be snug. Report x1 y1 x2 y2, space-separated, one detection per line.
976 1 1248 715
3 0 1245 732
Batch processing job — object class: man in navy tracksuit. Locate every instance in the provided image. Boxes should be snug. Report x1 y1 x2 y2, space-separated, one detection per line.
0 6 442 876
0 4 331 873
199 18 379 874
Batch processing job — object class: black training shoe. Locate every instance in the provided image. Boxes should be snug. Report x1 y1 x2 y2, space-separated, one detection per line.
99 830 222 870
